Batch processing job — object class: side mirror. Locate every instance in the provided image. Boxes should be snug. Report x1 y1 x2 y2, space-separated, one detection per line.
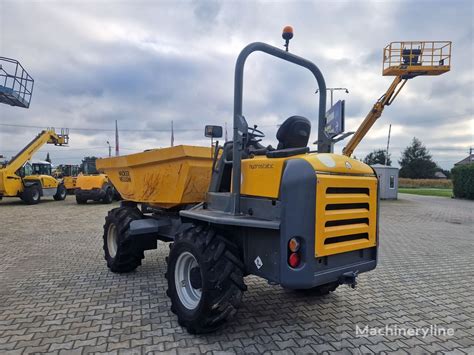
205 125 223 138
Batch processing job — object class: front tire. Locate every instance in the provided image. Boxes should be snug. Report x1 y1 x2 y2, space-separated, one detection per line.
22 185 41 205
103 207 144 272
75 192 87 204
102 186 114 204
166 226 247 334
54 184 67 201
76 196 87 204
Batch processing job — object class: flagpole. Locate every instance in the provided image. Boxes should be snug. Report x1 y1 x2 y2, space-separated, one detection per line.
171 120 174 147
115 120 119 156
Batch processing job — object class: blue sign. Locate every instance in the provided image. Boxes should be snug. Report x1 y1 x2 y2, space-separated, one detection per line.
324 100 345 137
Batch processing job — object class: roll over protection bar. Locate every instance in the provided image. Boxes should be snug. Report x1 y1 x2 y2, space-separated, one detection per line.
231 42 328 214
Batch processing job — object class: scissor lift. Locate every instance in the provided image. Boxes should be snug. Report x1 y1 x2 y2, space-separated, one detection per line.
0 57 34 109
343 41 451 157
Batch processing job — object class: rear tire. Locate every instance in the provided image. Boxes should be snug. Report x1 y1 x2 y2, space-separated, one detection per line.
103 207 144 273
22 185 41 205
102 186 114 204
166 225 246 334
76 194 87 204
53 184 67 201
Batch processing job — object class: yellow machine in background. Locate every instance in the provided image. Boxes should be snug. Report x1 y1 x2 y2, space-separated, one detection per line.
75 157 118 204
54 164 80 193
0 129 69 204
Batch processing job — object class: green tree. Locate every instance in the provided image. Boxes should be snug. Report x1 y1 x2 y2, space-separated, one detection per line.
363 149 392 166
45 152 51 163
399 137 437 178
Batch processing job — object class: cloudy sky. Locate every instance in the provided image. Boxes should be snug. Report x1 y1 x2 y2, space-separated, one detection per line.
0 0 472 169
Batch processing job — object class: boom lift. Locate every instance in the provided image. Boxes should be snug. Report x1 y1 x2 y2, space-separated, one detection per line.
96 31 451 334
0 129 69 204
343 41 451 156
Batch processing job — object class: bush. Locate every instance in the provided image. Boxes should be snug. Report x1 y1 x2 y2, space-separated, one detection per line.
398 178 452 189
451 165 474 199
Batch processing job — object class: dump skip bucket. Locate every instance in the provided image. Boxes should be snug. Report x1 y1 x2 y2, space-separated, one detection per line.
96 145 214 208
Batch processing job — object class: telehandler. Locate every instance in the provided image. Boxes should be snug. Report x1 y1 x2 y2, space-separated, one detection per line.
0 129 69 204
97 29 450 333
75 157 116 204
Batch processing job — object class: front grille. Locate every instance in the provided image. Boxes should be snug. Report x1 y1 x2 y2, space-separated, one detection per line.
315 175 377 256
326 187 370 195
324 233 369 244
325 218 369 227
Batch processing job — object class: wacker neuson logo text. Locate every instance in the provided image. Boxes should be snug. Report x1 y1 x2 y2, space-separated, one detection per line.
356 324 455 338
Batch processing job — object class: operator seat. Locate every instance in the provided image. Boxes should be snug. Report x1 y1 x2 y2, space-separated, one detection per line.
266 116 311 158
276 116 311 149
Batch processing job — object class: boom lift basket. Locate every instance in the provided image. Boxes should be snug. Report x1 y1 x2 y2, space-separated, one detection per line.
96 145 214 208
0 57 34 108
383 41 451 76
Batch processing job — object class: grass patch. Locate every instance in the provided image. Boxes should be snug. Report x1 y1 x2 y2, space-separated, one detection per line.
399 188 453 197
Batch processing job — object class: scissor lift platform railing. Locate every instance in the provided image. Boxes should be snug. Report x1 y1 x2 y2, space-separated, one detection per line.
0 57 34 108
383 41 451 77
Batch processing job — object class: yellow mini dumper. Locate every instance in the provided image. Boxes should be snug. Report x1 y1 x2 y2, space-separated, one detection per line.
97 29 450 334
75 157 117 204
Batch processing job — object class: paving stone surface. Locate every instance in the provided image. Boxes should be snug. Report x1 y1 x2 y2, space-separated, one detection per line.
0 194 473 354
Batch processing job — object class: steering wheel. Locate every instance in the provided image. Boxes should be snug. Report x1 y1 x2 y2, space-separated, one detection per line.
247 125 265 139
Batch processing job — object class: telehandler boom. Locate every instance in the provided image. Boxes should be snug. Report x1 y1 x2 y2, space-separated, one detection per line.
0 129 69 204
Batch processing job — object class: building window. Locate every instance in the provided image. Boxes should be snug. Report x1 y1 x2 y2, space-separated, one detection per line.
389 175 395 189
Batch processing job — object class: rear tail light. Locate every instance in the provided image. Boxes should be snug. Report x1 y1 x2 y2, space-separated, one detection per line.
288 252 300 268
288 238 302 268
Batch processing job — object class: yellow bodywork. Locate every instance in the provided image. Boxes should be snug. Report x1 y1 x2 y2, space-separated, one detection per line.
315 174 377 256
75 174 109 191
0 173 60 197
23 175 59 189
63 176 77 190
241 153 374 198
242 153 377 257
96 145 214 208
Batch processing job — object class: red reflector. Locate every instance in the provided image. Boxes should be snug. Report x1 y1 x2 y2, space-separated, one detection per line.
288 253 300 268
